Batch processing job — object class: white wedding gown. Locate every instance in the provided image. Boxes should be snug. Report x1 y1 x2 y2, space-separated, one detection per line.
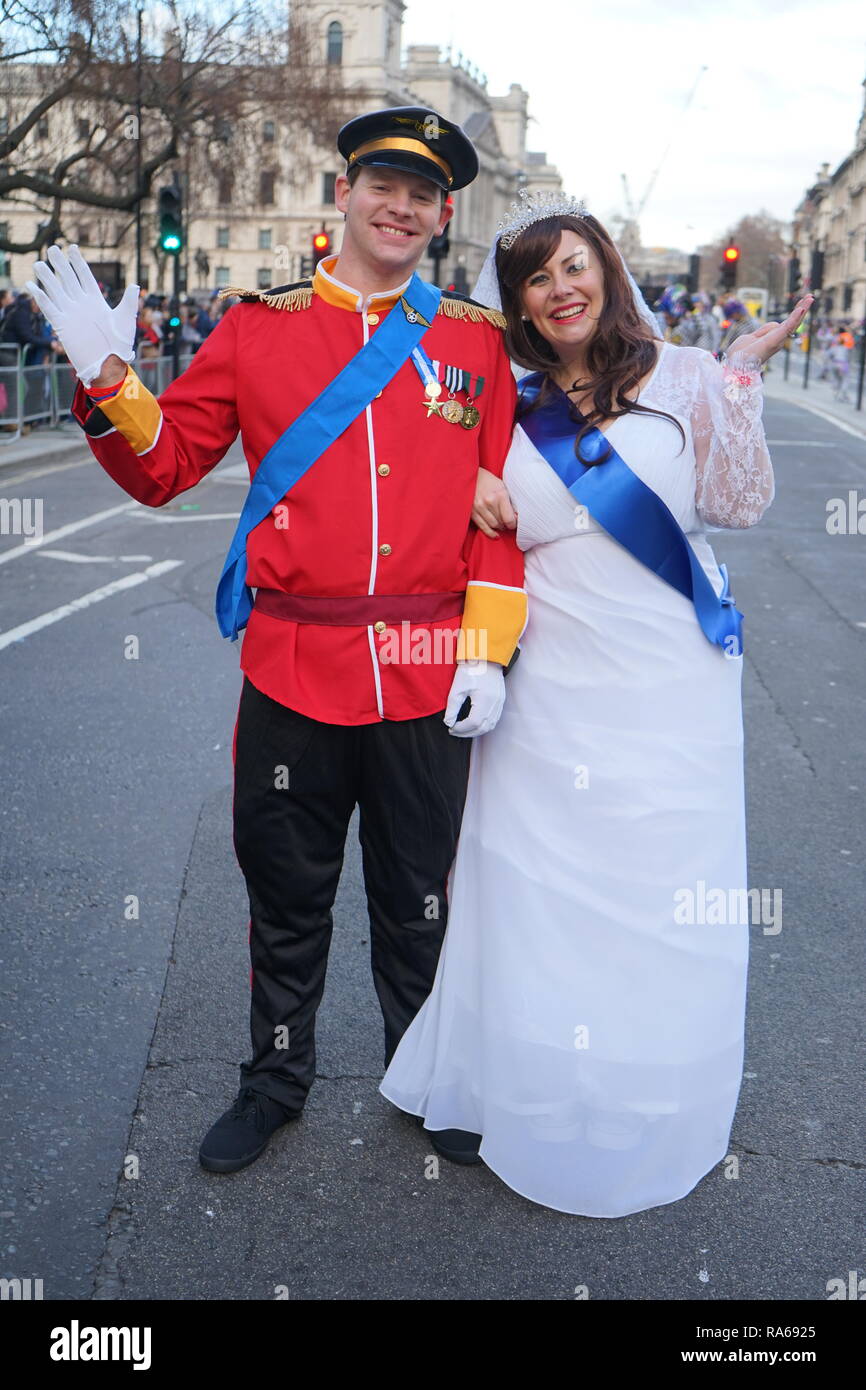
380 343 774 1217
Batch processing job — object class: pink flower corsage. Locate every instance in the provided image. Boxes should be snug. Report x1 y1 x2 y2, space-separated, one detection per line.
722 356 761 403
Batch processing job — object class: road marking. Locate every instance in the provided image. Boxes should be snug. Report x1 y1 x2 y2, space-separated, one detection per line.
0 457 89 486
766 439 836 447
37 550 154 563
129 509 238 522
0 559 182 651
769 398 866 441
0 501 137 566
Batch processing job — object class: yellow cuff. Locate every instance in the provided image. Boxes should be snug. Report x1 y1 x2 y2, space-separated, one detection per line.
460 582 527 665
95 367 162 455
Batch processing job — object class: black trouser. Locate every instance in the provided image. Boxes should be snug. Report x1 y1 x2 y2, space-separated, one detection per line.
231 677 471 1113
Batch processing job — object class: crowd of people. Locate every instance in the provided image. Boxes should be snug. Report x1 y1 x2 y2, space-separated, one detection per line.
654 285 763 354
653 282 864 400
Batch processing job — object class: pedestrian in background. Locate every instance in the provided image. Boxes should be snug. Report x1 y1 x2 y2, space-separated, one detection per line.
719 299 756 353
691 292 721 353
827 330 852 403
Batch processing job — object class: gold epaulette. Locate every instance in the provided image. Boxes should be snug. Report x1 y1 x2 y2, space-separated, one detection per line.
217 281 313 312
438 292 506 330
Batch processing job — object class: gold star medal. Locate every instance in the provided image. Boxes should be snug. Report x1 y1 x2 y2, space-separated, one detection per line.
423 381 442 416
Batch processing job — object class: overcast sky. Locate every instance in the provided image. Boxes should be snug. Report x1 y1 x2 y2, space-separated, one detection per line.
402 0 866 251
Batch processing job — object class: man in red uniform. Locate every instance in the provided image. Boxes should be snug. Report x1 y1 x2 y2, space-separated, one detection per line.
28 107 526 1173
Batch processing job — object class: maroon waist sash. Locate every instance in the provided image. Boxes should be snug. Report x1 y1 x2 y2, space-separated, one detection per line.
253 589 466 626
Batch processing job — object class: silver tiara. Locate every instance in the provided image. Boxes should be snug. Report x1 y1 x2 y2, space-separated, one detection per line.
497 189 588 251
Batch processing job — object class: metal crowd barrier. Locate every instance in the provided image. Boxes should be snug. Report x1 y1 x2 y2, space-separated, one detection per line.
0 348 196 444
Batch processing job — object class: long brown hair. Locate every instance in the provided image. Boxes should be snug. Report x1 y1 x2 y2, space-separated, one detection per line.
496 213 684 461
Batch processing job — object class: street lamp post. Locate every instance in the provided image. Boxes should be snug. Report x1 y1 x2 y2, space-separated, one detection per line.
135 2 143 288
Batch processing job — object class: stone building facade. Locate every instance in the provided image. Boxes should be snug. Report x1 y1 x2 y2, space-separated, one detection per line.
0 0 561 298
791 75 866 321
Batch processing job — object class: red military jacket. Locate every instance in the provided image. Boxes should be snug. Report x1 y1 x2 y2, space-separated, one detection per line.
72 256 527 724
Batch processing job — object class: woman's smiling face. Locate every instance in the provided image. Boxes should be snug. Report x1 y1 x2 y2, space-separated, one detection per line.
520 229 604 359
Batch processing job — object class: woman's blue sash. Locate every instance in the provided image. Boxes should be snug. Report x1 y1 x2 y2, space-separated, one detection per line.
517 373 743 655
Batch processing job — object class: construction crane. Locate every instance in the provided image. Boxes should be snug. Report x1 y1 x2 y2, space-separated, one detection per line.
620 64 708 252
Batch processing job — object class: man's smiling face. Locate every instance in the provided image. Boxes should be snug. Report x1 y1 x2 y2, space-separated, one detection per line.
335 166 452 281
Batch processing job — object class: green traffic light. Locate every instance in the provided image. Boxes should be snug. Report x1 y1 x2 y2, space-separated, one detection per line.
161 233 182 253
169 315 181 327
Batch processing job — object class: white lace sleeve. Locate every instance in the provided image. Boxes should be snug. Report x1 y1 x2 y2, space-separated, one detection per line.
688 348 774 529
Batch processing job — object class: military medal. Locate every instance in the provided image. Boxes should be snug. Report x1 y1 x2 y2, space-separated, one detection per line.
441 398 465 424
420 378 442 416
460 404 480 429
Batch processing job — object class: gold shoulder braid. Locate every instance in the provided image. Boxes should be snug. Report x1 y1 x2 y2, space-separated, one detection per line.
217 281 313 312
437 292 506 329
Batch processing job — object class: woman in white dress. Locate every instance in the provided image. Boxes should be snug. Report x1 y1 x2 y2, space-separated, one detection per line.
380 198 812 1217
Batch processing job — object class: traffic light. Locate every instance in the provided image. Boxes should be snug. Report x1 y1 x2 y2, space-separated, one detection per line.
809 249 824 292
720 244 739 291
158 184 183 256
686 253 700 294
788 257 801 295
312 230 330 266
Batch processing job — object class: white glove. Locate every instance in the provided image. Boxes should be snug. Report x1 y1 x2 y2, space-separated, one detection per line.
25 244 138 388
443 659 505 738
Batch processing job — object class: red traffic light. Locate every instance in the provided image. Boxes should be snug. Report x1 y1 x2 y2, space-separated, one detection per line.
724 245 740 262
313 233 330 251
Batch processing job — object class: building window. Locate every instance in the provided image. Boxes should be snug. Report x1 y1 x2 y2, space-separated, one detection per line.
322 172 336 205
77 118 89 141
259 170 275 204
257 267 272 290
326 20 343 65
263 120 275 143
37 117 49 139
215 117 232 142
0 117 7 135
258 228 272 250
217 174 233 205
216 226 230 248
215 266 230 288
77 226 90 245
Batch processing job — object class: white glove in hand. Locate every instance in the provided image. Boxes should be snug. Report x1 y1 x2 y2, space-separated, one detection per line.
443 659 505 738
25 244 138 388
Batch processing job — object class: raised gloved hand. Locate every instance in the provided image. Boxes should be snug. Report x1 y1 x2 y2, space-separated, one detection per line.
25 244 138 388
443 659 506 738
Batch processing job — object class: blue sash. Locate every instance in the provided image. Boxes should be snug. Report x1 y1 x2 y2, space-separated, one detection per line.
216 273 442 640
518 373 743 654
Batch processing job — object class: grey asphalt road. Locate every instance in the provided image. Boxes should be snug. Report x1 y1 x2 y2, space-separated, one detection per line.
1 396 864 1302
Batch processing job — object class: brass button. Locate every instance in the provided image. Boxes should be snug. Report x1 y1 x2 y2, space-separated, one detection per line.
367 312 380 324
373 620 387 634
377 463 390 476
378 542 392 556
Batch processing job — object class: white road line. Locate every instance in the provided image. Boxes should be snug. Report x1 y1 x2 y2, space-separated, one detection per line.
771 399 866 441
0 457 90 486
766 439 836 447
0 501 137 566
37 550 154 563
129 510 238 522
0 559 182 651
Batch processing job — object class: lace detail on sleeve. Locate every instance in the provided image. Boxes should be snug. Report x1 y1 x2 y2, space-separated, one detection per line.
689 348 774 529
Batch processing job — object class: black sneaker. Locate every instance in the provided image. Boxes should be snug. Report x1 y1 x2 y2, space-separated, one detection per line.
199 1087 297 1173
425 1127 483 1165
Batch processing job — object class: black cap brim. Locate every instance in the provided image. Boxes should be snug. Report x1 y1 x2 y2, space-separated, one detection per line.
351 150 450 191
